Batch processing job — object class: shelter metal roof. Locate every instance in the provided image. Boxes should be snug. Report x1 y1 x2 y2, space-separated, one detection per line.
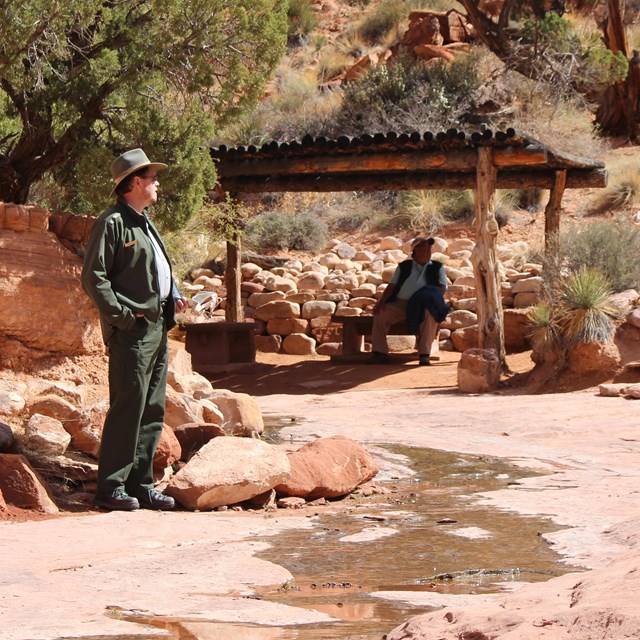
210 128 607 194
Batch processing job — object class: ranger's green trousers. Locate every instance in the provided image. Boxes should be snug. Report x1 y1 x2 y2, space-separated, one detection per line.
97 315 168 494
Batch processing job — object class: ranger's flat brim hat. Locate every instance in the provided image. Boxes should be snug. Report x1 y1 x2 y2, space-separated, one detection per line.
110 148 168 197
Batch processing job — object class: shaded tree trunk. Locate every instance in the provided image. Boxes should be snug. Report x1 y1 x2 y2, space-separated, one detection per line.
471 146 506 370
595 0 640 140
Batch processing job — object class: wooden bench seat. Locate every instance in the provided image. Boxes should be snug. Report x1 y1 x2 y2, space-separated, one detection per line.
183 321 256 373
331 315 407 356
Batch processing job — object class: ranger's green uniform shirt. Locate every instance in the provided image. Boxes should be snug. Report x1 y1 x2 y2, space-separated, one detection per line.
81 199 177 343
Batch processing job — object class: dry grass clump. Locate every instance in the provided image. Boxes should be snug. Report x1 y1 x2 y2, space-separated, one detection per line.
353 0 406 46
588 156 640 215
219 65 341 143
507 72 607 160
317 50 355 83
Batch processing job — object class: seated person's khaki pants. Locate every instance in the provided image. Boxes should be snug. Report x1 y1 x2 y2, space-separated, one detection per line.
371 299 438 356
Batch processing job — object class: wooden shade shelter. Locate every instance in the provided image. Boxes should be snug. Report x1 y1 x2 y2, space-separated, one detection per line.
211 128 606 368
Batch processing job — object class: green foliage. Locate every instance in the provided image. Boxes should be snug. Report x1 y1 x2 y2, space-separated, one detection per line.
546 217 640 293
288 0 317 43
245 211 328 252
579 47 628 90
522 13 572 48
555 268 618 345
0 0 288 227
334 52 482 135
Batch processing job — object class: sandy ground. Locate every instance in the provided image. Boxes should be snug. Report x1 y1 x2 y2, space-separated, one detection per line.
3 351 640 639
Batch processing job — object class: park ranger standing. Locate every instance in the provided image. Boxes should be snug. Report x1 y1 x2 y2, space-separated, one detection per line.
81 148 187 511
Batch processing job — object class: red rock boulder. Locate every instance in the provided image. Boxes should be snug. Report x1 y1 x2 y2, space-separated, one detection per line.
275 435 379 500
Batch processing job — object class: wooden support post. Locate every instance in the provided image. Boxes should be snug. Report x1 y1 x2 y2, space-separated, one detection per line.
225 230 243 322
544 169 567 255
471 147 506 369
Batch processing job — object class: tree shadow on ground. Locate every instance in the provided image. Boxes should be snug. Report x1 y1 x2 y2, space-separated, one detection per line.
202 353 461 397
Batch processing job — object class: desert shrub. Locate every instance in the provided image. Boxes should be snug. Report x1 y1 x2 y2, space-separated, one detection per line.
332 52 482 135
588 157 640 214
546 217 640 293
325 192 392 232
555 268 618 344
288 0 317 44
245 211 328 252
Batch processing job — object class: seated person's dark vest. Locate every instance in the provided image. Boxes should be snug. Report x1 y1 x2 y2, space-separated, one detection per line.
387 260 444 303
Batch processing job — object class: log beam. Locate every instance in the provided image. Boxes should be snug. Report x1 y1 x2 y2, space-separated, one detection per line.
218 168 606 194
471 146 506 370
216 147 547 178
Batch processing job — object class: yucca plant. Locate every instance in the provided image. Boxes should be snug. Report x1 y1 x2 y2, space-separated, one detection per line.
528 302 561 353
555 268 619 345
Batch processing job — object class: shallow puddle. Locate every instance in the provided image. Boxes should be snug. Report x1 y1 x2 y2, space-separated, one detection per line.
242 443 571 639
63 422 576 640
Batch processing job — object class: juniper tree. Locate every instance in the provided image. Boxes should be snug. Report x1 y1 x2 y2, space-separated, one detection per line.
0 0 287 228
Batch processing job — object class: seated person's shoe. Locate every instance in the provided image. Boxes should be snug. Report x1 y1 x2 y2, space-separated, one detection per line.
418 354 431 366
132 487 175 511
94 488 140 511
366 351 391 365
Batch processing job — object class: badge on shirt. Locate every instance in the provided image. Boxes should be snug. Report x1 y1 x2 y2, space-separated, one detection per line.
124 240 137 248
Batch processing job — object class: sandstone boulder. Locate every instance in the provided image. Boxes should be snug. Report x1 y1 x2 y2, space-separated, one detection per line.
567 342 621 375
255 334 282 353
0 454 59 513
274 435 379 500
24 414 71 457
297 272 326 291
301 300 336 319
172 422 226 460
166 437 291 510
153 425 182 469
27 395 99 456
0 421 14 453
451 325 478 351
208 389 264 437
164 387 204 428
254 300 301 321
267 318 309 336
0 211 103 365
503 308 532 353
247 291 286 308
283 333 316 355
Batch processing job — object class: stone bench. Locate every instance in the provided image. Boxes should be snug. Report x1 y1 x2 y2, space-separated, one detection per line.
183 321 256 373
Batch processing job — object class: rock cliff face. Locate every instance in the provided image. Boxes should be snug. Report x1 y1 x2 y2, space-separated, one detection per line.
0 202 103 368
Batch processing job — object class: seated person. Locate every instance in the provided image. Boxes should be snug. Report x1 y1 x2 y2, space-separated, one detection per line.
367 236 449 366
